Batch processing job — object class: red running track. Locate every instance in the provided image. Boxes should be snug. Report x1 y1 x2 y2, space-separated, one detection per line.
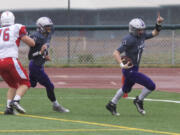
0 68 179 93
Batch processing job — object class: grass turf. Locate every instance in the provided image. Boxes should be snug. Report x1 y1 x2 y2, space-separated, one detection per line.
0 88 180 135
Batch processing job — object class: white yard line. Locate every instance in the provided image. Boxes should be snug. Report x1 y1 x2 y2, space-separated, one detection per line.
127 97 180 104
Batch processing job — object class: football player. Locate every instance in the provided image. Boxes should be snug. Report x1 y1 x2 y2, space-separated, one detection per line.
106 13 164 116
0 11 35 114
28 17 69 113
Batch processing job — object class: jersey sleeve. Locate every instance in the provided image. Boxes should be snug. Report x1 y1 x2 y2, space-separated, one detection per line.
14 24 27 38
30 32 44 46
30 33 38 44
117 36 134 53
144 32 153 40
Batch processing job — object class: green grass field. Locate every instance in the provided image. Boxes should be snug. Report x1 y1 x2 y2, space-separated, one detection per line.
0 88 180 135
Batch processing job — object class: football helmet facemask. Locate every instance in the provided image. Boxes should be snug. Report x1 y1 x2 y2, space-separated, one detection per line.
129 18 146 36
36 17 54 34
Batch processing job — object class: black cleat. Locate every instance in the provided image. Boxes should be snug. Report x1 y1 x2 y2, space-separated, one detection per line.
106 101 120 116
4 107 14 115
10 100 26 114
133 96 146 115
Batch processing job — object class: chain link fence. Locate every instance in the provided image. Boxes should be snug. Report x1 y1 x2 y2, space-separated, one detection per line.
19 25 180 67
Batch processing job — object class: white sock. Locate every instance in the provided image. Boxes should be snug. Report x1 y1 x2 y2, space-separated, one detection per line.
7 100 12 108
111 88 124 104
52 100 59 107
138 87 152 101
14 95 21 101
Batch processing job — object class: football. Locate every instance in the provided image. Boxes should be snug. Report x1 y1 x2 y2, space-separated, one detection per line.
121 56 133 66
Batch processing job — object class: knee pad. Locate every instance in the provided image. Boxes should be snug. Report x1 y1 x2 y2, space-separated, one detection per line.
147 82 156 91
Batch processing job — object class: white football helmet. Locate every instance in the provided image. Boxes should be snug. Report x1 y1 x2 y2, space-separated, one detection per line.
0 11 15 26
36 17 53 34
129 18 146 36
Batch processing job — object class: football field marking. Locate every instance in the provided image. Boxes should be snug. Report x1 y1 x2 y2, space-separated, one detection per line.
127 97 180 104
0 128 126 133
62 96 180 104
0 112 179 135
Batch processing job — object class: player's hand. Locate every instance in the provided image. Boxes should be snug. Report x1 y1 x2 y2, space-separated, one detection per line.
40 44 48 54
45 55 51 61
120 62 133 69
157 12 164 24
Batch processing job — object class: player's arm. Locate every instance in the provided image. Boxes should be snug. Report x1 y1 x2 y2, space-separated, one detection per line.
21 35 35 47
113 50 133 69
31 44 49 57
17 25 35 47
152 12 164 37
113 50 123 64
114 38 133 69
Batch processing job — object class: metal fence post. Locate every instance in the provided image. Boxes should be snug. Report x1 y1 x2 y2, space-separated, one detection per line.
67 0 71 64
171 30 175 65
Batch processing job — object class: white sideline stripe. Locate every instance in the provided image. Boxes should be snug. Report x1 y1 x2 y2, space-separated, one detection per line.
24 96 180 104
127 97 180 104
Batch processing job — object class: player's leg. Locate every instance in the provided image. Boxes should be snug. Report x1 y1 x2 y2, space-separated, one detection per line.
131 71 155 99
29 61 56 101
0 70 16 114
129 71 156 115
106 78 135 116
0 60 18 114
8 58 30 114
106 88 122 116
133 87 151 115
35 67 69 113
11 85 29 114
3 87 16 115
28 60 38 87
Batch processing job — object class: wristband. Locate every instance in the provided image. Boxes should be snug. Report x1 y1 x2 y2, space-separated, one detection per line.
120 63 124 68
32 51 41 57
155 23 162 32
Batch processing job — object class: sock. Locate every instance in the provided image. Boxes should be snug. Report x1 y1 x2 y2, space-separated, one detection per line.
52 100 60 107
138 87 152 101
111 88 124 104
7 100 12 108
13 95 21 101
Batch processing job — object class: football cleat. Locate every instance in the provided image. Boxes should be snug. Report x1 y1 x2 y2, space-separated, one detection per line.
106 101 120 116
10 100 26 114
53 105 70 113
4 107 15 115
133 96 146 115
